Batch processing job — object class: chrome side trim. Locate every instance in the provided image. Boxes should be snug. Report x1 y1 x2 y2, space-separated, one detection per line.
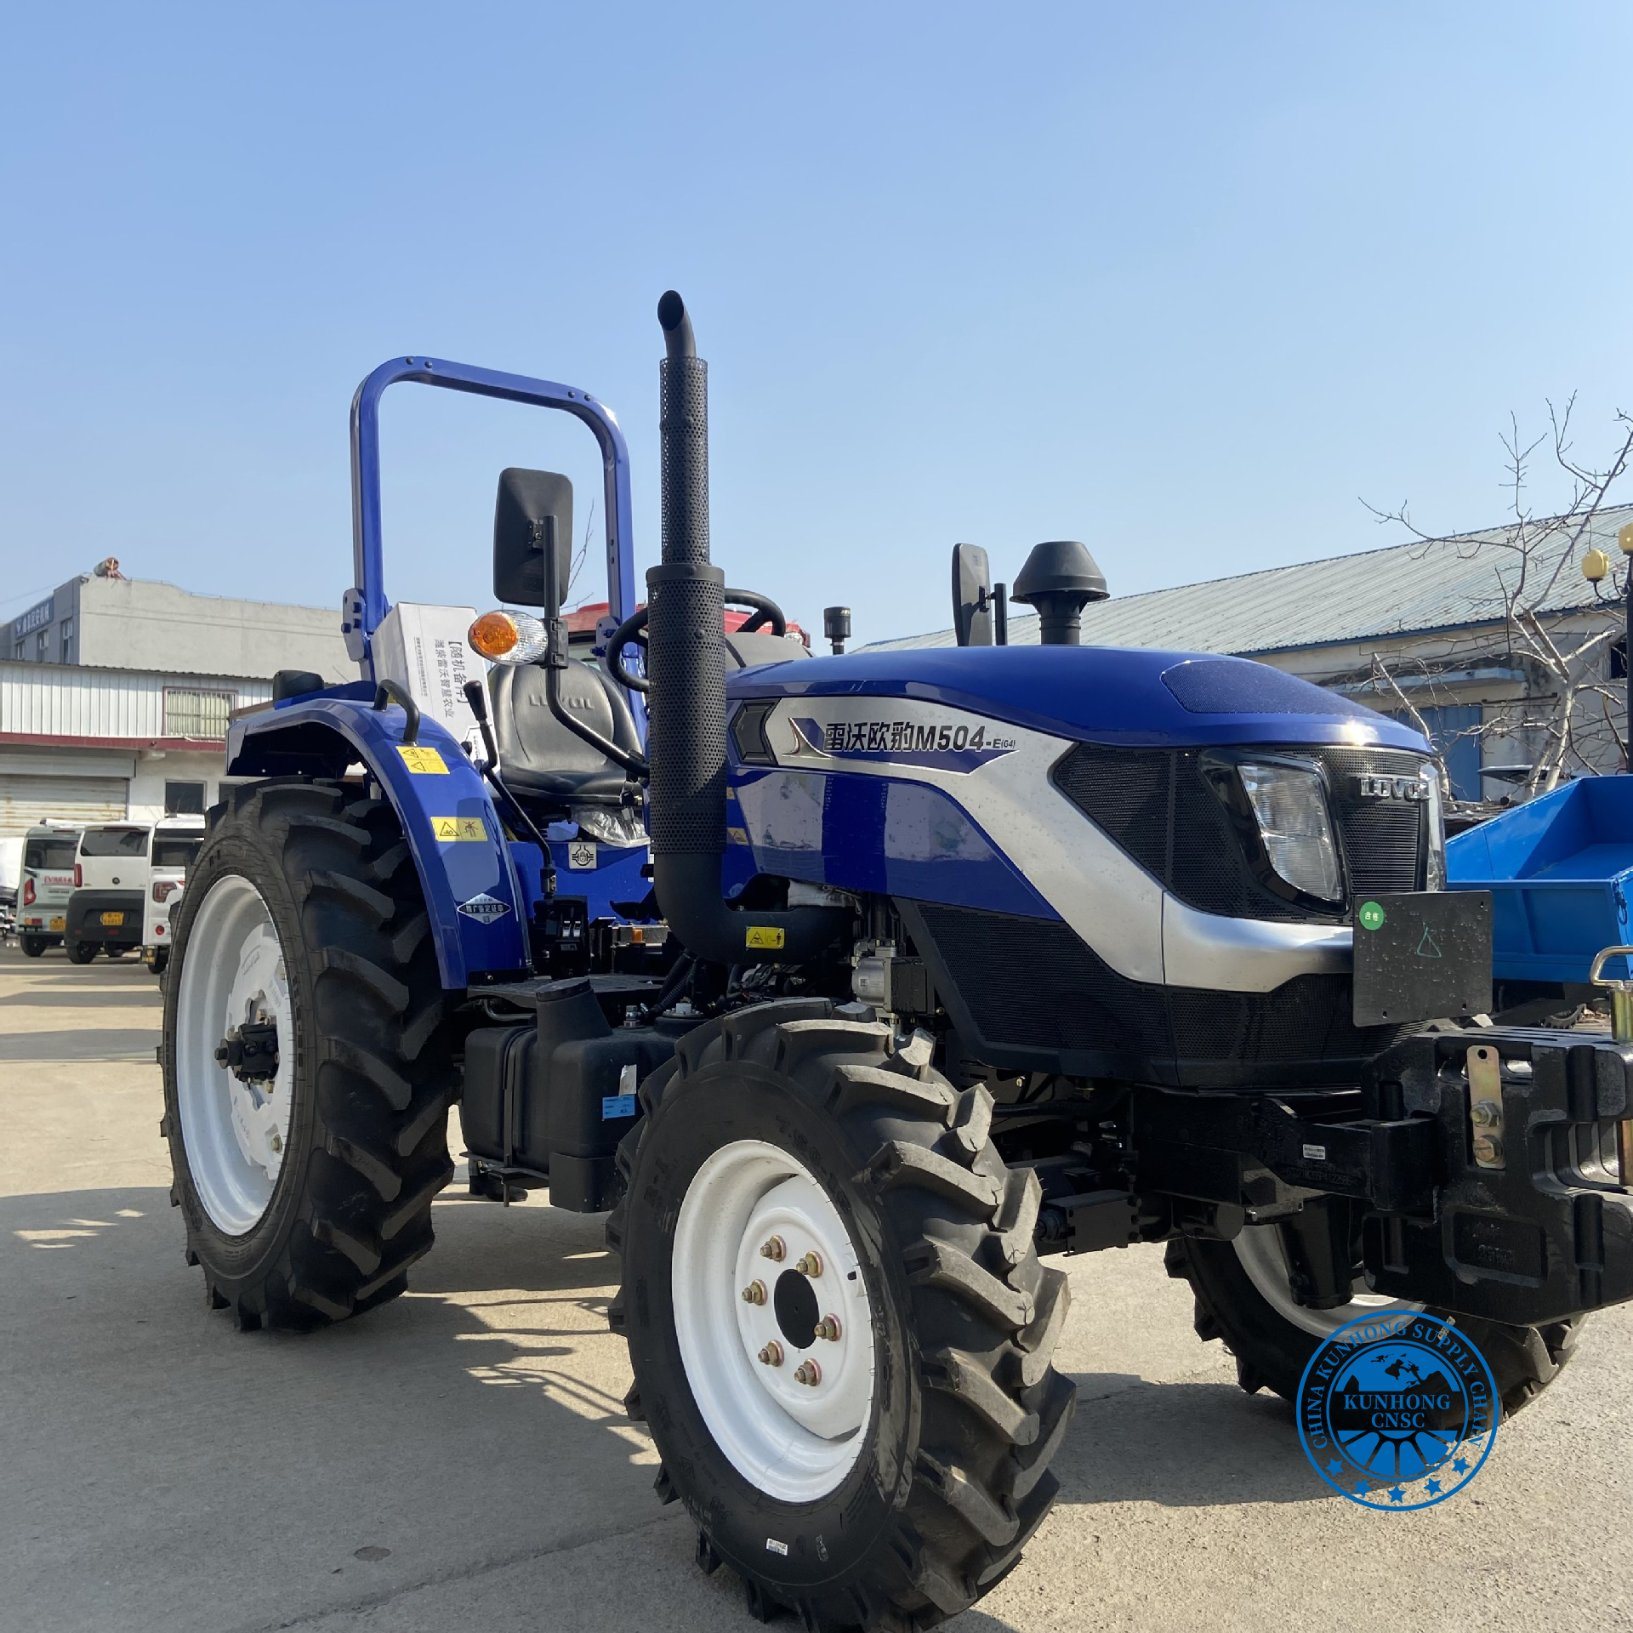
1162 899 1353 993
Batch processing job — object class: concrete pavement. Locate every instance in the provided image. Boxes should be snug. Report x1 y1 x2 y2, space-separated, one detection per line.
1 942 1629 1633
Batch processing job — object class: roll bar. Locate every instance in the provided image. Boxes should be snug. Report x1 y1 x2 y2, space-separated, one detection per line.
344 356 637 679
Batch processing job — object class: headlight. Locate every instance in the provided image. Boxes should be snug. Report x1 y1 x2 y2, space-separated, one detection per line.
1236 761 1342 904
1423 760 1446 889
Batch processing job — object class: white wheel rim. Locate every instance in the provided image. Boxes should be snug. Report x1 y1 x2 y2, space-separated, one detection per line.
1233 1222 1417 1338
672 1139 876 1503
174 874 295 1236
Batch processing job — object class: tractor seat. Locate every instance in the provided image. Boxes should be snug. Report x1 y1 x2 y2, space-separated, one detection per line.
488 660 642 807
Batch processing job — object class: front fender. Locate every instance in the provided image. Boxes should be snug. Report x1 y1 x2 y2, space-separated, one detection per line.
227 689 529 988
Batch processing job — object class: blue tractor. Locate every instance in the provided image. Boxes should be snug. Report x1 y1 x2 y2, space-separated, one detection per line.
162 295 1633 1631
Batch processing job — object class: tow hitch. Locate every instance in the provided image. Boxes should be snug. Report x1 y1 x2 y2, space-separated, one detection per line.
1364 1024 1633 1324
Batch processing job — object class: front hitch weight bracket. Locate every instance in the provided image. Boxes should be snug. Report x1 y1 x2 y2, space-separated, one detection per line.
1365 1025 1633 1324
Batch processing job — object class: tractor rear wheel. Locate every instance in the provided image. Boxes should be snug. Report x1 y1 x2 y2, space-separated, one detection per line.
1166 1225 1586 1419
162 778 455 1330
608 1002 1074 1631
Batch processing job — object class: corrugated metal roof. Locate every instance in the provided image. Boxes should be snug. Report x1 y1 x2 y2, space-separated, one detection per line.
0 661 272 741
869 505 1633 656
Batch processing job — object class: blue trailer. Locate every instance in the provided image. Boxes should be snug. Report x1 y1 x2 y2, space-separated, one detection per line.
1447 775 1633 989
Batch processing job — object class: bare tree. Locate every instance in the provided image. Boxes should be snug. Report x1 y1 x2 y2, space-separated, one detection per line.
565 496 598 606
1358 399 1633 797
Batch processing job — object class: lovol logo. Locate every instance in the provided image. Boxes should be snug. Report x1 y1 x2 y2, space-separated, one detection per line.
1355 773 1431 802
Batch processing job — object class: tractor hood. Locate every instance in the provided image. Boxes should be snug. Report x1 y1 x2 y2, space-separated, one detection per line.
726 644 1427 753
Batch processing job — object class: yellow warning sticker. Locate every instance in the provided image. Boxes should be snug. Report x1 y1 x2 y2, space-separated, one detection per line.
430 816 488 842
745 926 786 950
397 745 449 775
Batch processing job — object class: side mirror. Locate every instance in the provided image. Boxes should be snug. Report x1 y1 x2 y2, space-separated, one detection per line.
952 543 995 647
493 468 573 607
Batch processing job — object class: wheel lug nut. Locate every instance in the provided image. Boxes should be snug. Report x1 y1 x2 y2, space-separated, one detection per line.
741 1280 767 1305
759 1235 786 1262
793 1360 822 1386
758 1341 784 1367
814 1315 842 1342
795 1252 823 1277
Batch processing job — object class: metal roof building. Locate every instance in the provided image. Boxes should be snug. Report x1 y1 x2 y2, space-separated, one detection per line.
869 505 1633 658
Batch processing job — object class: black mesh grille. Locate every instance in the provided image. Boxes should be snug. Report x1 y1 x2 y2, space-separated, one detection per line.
912 903 1169 1058
1049 743 1169 878
911 904 1402 1087
1316 747 1428 899
1168 976 1406 1066
1054 741 1428 919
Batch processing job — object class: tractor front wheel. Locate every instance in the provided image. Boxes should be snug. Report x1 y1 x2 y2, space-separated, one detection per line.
1167 1224 1586 1419
609 1002 1074 1630
163 778 455 1330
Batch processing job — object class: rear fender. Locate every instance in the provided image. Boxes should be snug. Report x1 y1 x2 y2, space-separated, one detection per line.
226 688 530 988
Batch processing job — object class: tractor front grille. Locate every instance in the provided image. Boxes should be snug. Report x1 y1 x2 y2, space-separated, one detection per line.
1318 746 1431 900
1053 741 1429 923
906 901 1408 1090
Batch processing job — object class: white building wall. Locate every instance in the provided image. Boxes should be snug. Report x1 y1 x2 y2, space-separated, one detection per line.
127 749 231 823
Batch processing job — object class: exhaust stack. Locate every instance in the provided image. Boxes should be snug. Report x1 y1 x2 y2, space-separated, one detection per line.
645 292 846 966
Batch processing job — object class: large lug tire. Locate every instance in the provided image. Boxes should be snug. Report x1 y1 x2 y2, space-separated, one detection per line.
1166 1227 1587 1419
19 935 48 959
608 1002 1075 1632
66 941 98 964
162 778 456 1331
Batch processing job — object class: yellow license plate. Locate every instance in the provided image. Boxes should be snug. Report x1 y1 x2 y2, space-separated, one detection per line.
99 911 124 927
49 917 65 932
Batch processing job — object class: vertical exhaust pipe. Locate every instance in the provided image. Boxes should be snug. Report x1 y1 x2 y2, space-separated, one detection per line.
645 292 846 966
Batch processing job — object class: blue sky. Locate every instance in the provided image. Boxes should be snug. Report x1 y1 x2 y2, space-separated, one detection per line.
3 3 1630 648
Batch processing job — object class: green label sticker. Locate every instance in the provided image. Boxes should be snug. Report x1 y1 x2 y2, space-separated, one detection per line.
1358 901 1386 932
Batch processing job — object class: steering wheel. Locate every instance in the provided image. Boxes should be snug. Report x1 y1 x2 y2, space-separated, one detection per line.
605 588 787 695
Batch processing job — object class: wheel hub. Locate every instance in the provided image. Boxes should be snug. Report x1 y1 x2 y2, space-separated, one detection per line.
673 1140 876 1502
772 1267 820 1350
215 1019 280 1084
